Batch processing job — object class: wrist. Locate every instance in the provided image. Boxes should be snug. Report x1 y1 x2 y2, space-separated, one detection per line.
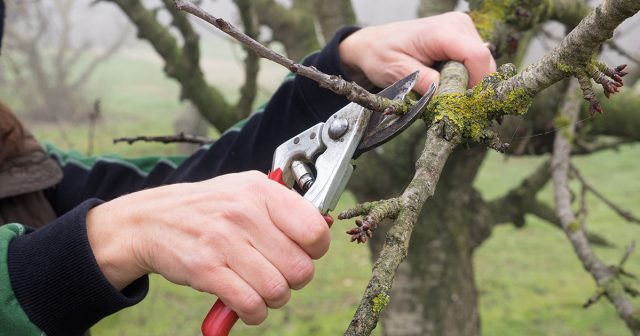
86 201 147 291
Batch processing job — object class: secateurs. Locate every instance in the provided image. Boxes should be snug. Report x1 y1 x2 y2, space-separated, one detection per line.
202 71 437 336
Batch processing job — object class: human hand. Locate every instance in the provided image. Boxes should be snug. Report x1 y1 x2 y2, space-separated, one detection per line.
86 171 330 325
339 12 496 94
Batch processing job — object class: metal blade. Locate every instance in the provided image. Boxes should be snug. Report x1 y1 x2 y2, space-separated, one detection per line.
354 81 437 158
361 71 418 140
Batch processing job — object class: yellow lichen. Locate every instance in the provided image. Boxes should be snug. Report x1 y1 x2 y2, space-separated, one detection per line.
426 72 533 140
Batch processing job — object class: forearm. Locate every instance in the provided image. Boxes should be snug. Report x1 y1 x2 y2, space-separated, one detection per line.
6 200 149 336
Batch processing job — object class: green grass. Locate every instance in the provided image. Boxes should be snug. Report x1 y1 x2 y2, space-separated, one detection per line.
3 39 639 335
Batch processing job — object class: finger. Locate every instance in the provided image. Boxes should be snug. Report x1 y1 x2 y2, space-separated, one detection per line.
197 267 268 325
250 221 315 290
403 58 441 95
227 246 292 309
262 182 331 259
432 34 495 87
378 55 440 95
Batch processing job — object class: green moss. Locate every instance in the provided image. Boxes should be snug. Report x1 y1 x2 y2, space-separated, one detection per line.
371 293 390 313
426 72 533 140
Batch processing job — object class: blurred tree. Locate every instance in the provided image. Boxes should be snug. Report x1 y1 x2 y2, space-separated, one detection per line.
0 0 128 120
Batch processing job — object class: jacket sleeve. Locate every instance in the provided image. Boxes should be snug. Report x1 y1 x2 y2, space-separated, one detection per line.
44 26 359 217
0 224 42 336
8 27 360 336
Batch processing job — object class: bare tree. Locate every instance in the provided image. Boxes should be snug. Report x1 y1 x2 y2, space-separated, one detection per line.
0 0 128 120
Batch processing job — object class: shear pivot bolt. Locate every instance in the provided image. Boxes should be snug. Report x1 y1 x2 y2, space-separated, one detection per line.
328 118 349 139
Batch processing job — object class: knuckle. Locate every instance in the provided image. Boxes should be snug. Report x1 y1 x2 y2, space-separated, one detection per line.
238 291 266 322
301 214 328 250
262 276 290 303
287 257 315 289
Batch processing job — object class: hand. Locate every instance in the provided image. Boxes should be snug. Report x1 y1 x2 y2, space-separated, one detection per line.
86 171 330 325
339 12 496 94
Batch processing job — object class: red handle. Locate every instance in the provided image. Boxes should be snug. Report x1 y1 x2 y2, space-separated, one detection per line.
201 169 332 335
202 300 238 336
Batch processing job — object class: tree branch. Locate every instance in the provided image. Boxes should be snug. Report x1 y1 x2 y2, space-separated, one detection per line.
552 80 640 333
113 132 213 146
232 0 260 118
343 62 465 336
174 0 411 116
495 0 640 103
110 0 237 130
571 165 640 225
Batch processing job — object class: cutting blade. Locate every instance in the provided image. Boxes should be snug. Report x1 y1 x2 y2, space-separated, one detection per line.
354 77 437 158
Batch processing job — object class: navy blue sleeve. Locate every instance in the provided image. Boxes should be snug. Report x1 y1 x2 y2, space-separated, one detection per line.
44 27 359 216
8 199 148 336
10 27 360 336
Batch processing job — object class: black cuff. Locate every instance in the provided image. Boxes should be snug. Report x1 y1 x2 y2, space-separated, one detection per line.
297 26 361 121
8 199 149 336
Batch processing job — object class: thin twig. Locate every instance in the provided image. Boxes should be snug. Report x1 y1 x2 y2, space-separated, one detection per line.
87 99 101 156
572 138 634 155
173 0 409 115
571 165 640 225
113 132 214 146
619 241 636 269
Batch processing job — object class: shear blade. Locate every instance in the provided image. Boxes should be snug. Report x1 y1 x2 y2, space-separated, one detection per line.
354 78 437 158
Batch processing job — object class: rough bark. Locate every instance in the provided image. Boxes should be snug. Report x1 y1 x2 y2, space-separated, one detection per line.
344 62 466 336
494 0 640 99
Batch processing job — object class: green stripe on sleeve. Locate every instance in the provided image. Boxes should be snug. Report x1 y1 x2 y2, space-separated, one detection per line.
44 142 186 175
0 224 44 336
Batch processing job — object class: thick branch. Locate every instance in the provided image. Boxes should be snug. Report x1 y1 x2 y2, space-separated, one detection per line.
495 0 640 98
552 80 640 332
174 0 409 116
344 62 466 336
487 160 551 227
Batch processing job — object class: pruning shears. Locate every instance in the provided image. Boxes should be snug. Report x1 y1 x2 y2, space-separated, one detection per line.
201 71 436 336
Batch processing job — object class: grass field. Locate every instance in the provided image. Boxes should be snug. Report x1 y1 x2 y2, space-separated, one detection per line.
2 37 639 335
